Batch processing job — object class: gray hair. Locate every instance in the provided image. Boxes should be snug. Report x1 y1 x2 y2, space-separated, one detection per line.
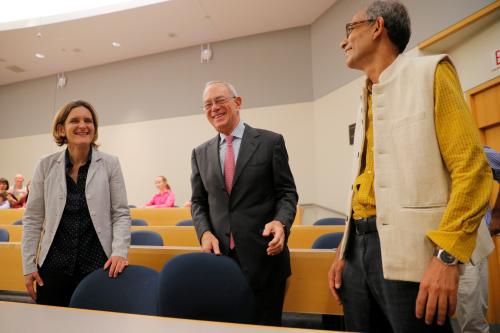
204 80 238 97
366 0 411 53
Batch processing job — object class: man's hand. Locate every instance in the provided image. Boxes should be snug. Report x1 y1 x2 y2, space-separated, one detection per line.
328 251 345 305
201 231 221 255
24 271 44 301
263 220 286 256
103 256 128 278
415 257 459 325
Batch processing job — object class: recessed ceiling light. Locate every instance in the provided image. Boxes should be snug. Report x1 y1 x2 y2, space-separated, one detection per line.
35 53 45 59
112 41 121 47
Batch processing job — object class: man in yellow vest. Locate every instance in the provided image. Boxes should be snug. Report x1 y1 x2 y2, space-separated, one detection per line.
327 1 492 332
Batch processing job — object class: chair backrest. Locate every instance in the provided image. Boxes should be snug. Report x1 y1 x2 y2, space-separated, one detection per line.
312 232 344 249
158 252 255 324
313 217 345 226
131 219 148 226
131 230 164 246
0 228 9 242
12 220 23 225
176 219 193 226
69 265 159 315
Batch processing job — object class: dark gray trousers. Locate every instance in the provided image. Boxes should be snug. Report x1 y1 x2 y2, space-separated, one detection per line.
339 225 453 333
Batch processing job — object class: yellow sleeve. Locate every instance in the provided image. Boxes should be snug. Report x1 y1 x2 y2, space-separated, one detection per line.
426 60 492 263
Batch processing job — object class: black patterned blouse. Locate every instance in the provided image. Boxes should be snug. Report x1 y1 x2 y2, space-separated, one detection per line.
42 149 108 276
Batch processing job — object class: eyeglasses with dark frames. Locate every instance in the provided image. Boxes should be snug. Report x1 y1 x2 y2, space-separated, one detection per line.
345 19 375 38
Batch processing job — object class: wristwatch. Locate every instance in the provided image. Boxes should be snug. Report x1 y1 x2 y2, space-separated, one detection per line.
433 248 459 265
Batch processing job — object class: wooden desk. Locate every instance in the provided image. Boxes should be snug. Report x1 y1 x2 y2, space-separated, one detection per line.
0 205 304 226
2 225 344 249
130 208 192 226
0 301 342 333
4 237 498 319
0 208 24 224
0 243 340 315
130 207 303 226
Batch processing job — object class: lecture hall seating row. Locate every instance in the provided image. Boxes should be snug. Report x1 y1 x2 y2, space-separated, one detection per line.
0 224 344 248
0 206 304 226
0 243 339 315
1 238 499 322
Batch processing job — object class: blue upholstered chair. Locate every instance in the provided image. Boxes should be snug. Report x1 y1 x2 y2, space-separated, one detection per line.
131 219 148 226
313 217 346 226
69 265 159 315
176 219 193 226
311 232 344 249
158 253 255 324
0 228 9 242
131 230 164 246
12 220 23 225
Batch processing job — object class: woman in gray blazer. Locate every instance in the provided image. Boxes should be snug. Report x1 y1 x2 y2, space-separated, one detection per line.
22 100 131 306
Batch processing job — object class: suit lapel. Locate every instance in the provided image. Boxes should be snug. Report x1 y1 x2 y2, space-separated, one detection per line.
208 135 225 190
86 148 102 186
56 151 67 197
233 125 260 188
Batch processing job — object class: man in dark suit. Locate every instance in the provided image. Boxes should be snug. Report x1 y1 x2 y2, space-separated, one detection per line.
191 81 298 326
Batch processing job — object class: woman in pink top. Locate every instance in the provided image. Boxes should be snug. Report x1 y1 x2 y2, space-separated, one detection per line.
145 176 175 208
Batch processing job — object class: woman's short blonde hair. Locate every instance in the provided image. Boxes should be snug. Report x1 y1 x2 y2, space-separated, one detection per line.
158 176 171 190
52 100 99 147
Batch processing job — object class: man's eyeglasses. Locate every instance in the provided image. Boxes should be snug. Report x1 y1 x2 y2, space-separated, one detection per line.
345 19 375 38
203 96 236 111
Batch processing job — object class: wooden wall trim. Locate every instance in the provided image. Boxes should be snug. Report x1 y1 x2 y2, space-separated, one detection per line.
419 1 500 50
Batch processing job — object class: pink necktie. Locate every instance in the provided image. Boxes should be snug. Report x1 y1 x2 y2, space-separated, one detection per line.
224 135 235 194
224 135 236 249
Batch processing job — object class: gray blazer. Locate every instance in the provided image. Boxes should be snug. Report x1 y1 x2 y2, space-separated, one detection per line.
22 149 131 275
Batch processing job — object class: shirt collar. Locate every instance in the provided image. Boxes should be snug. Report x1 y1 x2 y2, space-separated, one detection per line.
65 148 92 170
219 120 245 143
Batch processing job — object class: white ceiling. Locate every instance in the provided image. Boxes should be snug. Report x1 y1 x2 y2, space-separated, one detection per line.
0 0 337 86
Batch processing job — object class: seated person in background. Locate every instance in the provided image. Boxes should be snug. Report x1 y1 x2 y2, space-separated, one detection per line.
1 178 15 207
8 174 28 208
145 176 175 208
0 178 9 191
0 191 10 209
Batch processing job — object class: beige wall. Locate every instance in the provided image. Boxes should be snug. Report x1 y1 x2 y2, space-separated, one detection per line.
446 20 500 91
0 102 314 207
0 26 312 140
310 0 494 99
312 76 363 213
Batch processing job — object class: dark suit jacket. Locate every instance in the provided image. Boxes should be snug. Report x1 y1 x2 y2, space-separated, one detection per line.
191 124 298 290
